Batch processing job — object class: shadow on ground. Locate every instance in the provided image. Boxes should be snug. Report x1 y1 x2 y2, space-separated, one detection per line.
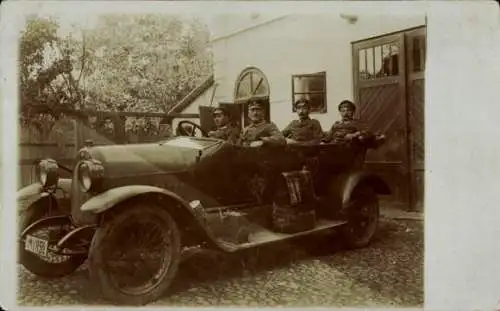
167 218 423 306
18 219 423 307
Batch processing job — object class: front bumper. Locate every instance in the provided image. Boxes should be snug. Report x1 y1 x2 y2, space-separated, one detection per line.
20 215 96 257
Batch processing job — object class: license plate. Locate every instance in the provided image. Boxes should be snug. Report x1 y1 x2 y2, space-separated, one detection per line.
25 235 48 257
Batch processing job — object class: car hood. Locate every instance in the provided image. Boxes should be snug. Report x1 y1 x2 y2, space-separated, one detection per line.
87 142 210 178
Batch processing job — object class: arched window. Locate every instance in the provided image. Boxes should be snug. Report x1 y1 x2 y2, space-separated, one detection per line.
234 67 270 102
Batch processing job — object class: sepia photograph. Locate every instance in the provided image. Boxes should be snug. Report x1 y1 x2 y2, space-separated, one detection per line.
2 1 500 310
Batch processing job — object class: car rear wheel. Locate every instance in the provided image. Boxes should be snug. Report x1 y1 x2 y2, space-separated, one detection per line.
341 184 379 248
88 203 181 305
19 198 86 278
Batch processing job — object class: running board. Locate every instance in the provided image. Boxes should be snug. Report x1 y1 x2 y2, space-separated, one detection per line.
217 219 348 252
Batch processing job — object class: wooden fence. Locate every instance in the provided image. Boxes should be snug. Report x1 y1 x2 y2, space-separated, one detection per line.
18 110 199 189
19 116 77 188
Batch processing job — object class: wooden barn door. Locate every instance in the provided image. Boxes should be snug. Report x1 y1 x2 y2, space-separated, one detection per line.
353 32 410 207
353 27 426 211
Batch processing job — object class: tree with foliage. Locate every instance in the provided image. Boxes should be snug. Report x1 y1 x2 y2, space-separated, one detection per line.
19 16 82 141
19 13 213 143
80 14 213 113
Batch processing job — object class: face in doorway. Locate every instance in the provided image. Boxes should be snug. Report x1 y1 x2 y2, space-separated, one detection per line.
213 109 229 128
248 103 264 123
104 118 114 131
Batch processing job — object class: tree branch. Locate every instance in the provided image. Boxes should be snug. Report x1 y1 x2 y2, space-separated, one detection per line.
77 30 87 84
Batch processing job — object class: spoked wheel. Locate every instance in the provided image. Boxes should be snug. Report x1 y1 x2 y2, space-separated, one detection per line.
341 184 379 248
19 199 86 278
88 204 181 305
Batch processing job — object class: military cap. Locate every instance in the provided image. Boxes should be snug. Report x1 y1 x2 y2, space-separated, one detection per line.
213 106 229 116
338 100 356 111
294 98 310 109
248 100 264 109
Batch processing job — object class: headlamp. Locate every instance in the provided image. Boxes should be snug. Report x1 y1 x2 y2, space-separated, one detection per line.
36 159 59 188
77 159 104 193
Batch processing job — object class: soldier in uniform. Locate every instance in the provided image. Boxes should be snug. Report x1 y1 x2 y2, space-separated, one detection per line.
207 106 240 144
282 98 324 145
239 100 286 147
323 100 372 144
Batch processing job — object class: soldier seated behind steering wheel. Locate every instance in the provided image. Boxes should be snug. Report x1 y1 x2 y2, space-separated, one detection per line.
207 106 241 144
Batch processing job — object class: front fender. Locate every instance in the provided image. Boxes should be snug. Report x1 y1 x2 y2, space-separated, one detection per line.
328 171 391 213
80 185 192 214
17 179 72 213
80 185 230 252
341 172 391 207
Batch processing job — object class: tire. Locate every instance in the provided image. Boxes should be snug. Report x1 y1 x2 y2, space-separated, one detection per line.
19 198 86 278
88 203 181 305
340 184 379 249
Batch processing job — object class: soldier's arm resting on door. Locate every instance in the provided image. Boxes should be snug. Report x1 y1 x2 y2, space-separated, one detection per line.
322 122 339 143
261 122 286 145
356 121 374 140
281 120 296 138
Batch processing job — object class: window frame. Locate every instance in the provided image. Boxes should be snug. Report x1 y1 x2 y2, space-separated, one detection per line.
357 40 401 81
291 71 327 114
233 67 270 104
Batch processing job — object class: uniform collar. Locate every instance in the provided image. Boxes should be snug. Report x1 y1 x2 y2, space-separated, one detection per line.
249 120 266 127
217 124 229 130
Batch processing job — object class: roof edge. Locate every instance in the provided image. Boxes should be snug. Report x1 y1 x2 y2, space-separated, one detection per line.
210 15 290 43
167 75 215 114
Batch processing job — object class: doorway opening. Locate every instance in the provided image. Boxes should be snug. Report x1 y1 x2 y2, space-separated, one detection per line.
233 67 270 127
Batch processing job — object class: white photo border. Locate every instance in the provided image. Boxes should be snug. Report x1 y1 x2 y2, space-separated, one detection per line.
2 1 500 310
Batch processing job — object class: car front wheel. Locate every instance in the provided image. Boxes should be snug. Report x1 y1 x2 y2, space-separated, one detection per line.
341 184 379 248
88 203 181 305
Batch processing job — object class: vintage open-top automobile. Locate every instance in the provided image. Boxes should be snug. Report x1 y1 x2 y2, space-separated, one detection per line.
17 117 390 305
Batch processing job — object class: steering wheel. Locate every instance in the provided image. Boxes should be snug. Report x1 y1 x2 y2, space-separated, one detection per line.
176 120 208 137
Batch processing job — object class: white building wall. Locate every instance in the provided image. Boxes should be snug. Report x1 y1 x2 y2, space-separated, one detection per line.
211 13 425 130
181 85 216 114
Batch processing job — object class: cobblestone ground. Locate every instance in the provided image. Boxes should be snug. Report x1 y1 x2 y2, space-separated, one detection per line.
17 218 423 307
